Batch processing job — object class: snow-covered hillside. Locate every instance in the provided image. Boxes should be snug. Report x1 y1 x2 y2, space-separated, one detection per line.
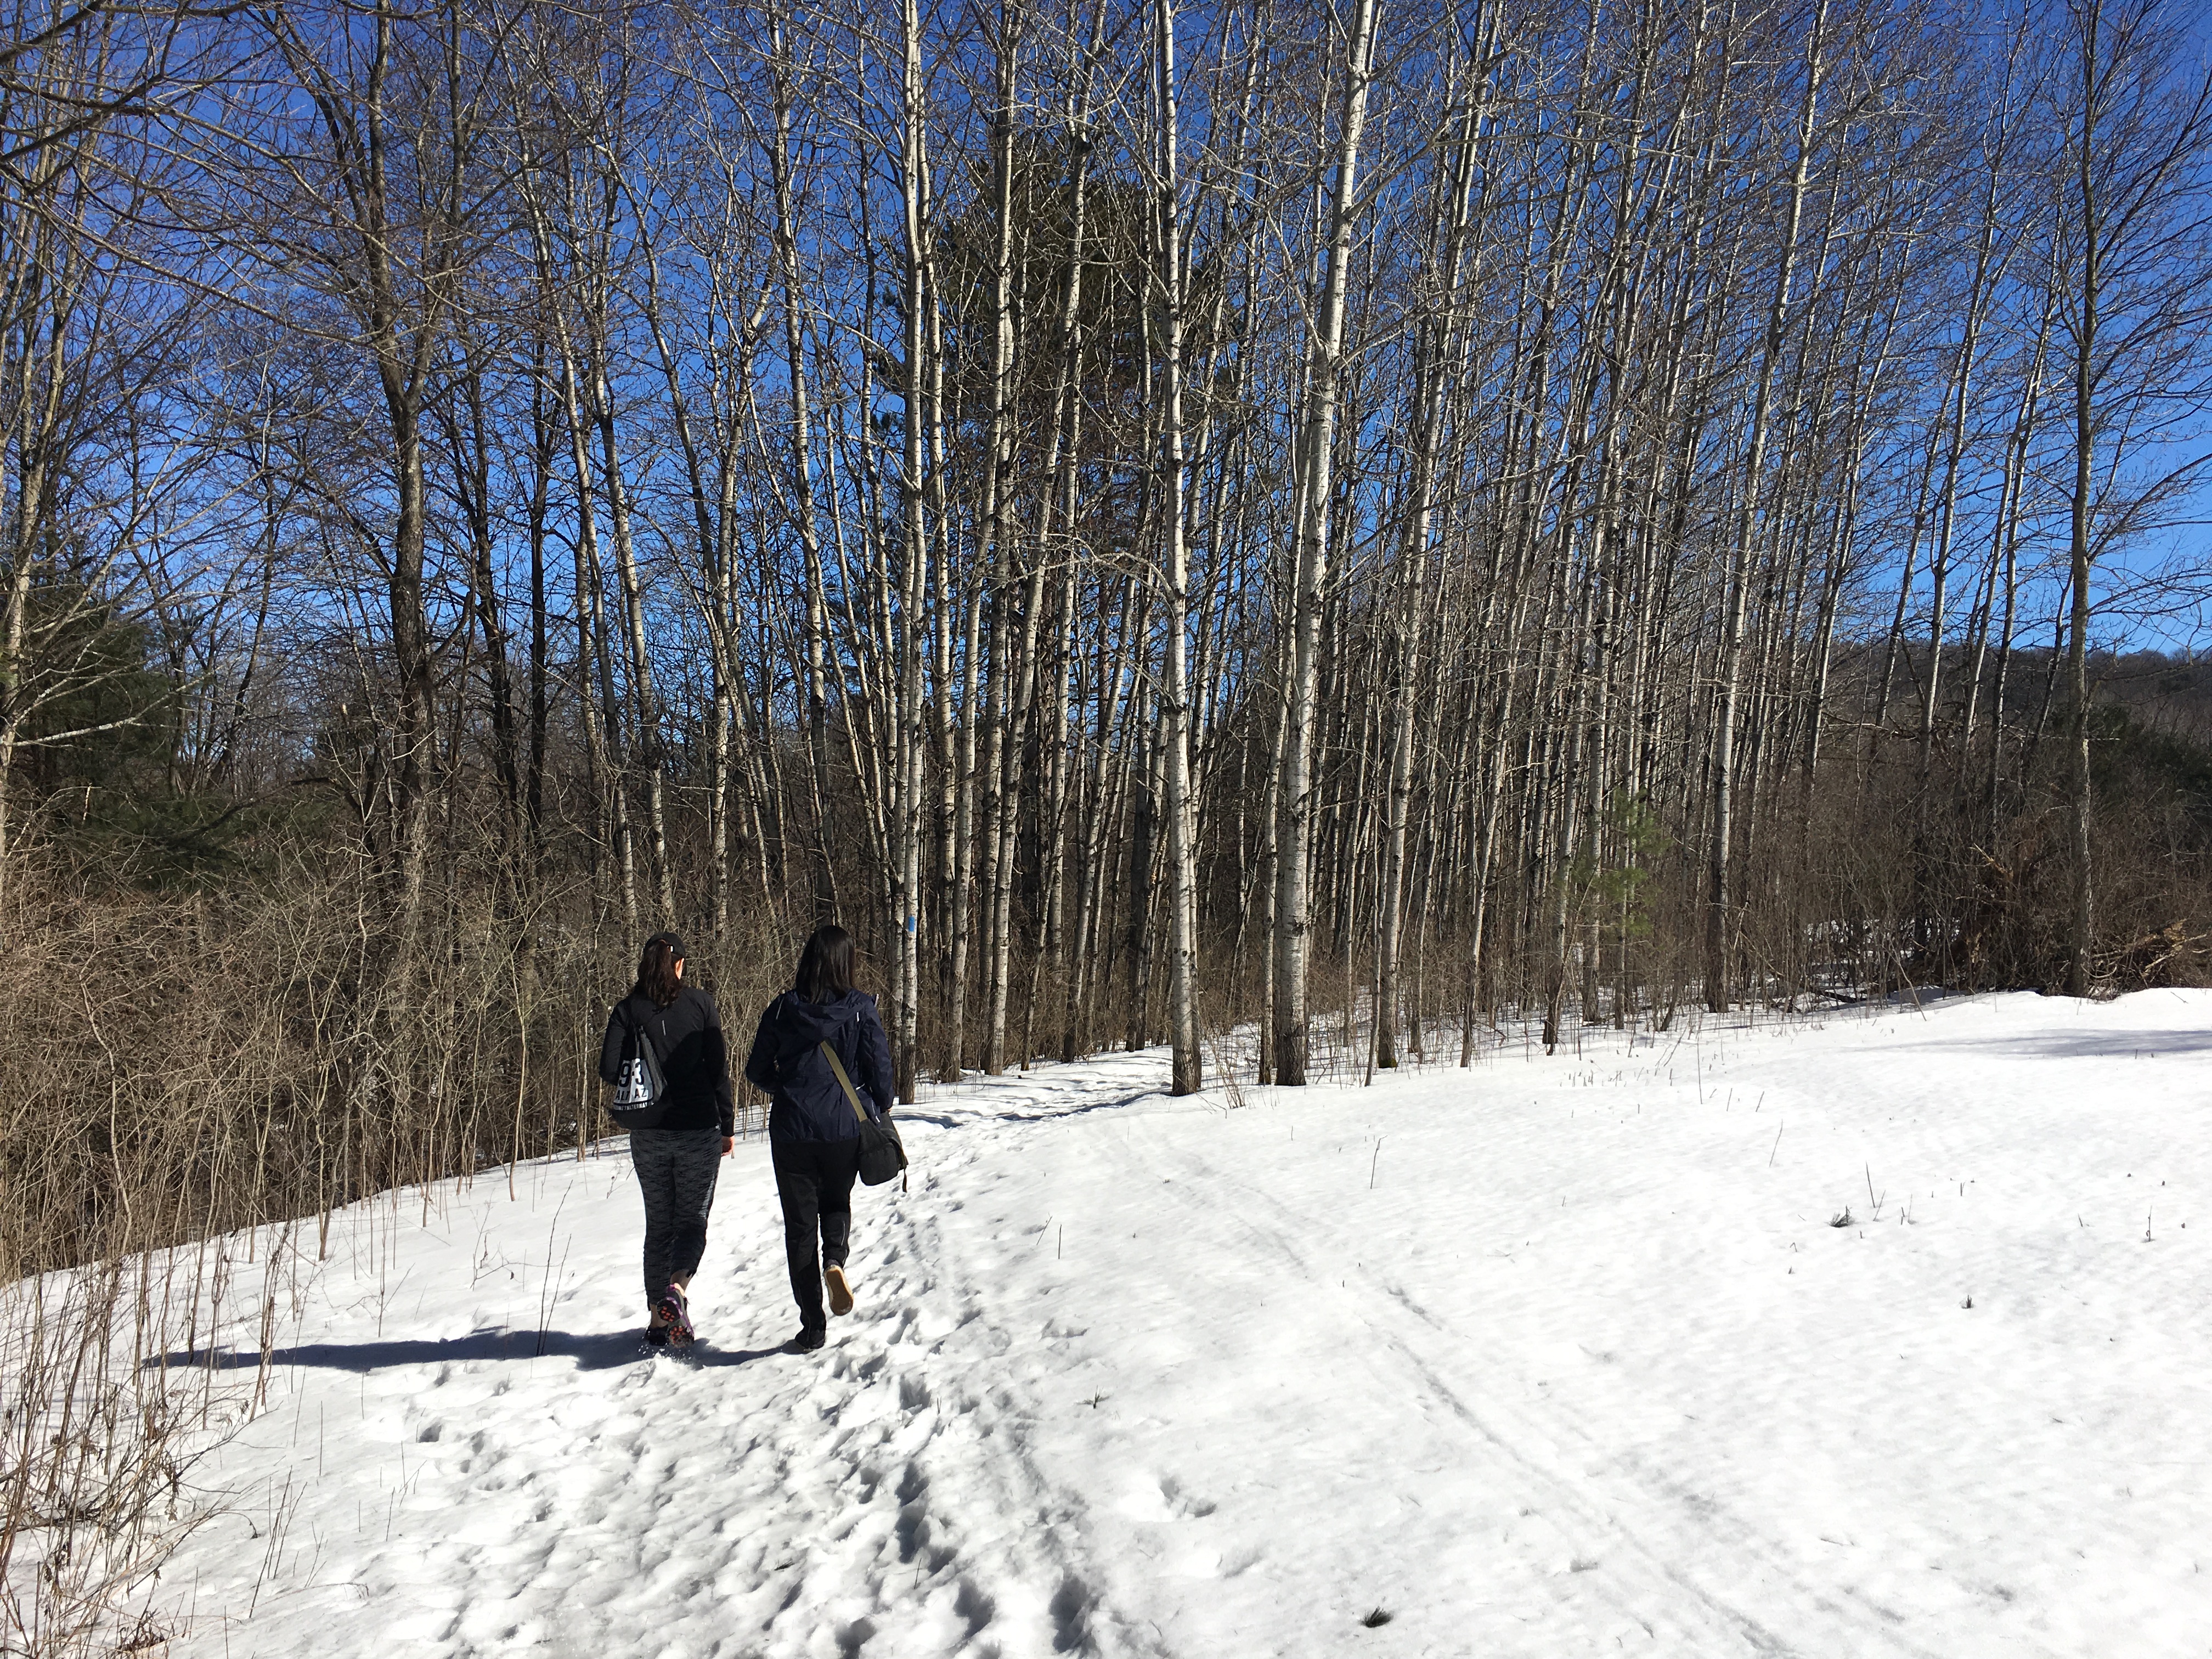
141 992 2212 1657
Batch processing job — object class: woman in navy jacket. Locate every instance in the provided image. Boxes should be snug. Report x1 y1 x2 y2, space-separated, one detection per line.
743 924 895 1352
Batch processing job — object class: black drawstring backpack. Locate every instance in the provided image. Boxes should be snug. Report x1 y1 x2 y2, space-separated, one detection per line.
608 1007 669 1131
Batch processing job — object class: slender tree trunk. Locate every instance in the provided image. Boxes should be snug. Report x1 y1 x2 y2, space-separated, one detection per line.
894 0 933 1096
1156 0 1200 1094
1274 0 1380 1087
1707 1 1824 1013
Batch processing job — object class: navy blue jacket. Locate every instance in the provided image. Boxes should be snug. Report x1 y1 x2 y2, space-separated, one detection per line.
743 989 895 1142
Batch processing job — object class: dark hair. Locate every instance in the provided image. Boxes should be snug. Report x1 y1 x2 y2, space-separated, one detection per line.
635 934 682 1008
794 924 854 1005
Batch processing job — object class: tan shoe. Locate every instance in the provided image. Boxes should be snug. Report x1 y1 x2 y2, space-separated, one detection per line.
825 1263 855 1317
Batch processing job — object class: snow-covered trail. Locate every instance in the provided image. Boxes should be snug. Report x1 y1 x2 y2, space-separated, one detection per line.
147 992 2212 1657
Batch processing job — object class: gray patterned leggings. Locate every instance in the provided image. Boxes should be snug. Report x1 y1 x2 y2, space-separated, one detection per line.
629 1128 723 1306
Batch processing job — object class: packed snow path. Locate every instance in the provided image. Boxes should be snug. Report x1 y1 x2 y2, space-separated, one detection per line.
153 992 2212 1657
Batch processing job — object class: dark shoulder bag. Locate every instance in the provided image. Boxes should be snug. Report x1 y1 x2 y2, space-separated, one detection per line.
820 1040 907 1188
608 1006 669 1131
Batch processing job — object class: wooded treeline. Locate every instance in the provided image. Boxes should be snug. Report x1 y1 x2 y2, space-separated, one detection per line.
5 0 2212 1267
6 1 2212 1632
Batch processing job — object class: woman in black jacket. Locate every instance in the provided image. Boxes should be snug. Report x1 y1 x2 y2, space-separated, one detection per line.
743 924 895 1353
597 932 734 1348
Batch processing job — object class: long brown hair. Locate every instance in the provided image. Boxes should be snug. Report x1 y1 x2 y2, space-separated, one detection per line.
635 934 682 1008
794 924 854 1004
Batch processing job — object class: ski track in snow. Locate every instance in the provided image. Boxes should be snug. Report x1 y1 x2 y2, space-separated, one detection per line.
115 991 2212 1656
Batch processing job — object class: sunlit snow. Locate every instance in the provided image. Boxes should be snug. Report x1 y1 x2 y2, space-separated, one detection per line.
143 991 2212 1656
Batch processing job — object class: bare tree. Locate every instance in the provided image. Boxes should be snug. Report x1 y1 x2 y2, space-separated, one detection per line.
1274 0 1380 1087
2047 0 2212 995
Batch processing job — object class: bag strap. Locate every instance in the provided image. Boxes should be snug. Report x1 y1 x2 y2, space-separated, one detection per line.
819 1040 871 1126
622 1001 665 1091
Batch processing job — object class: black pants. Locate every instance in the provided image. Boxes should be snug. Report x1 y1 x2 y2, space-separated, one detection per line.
631 1127 723 1307
772 1135 861 1333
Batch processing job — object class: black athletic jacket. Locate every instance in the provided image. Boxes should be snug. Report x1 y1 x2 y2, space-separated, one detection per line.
743 989 894 1143
597 984 735 1136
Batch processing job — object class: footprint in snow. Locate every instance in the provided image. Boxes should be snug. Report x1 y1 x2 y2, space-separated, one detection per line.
1049 1576 1094 1652
1160 1475 1216 1519
1118 1475 1216 1523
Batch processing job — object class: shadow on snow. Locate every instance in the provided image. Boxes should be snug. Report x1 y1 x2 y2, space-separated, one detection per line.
146 1329 786 1375
1884 1025 2212 1061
